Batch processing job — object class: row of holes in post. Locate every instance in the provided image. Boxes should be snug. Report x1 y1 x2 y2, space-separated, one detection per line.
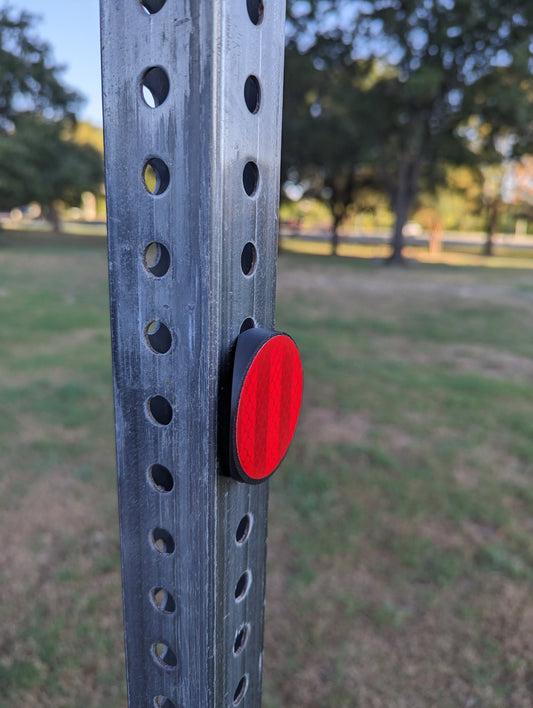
137 4 179 706
141 0 263 23
139 1 266 705
231 1 267 706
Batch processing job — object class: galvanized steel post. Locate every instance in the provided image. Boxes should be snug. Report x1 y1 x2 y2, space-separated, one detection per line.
100 0 286 706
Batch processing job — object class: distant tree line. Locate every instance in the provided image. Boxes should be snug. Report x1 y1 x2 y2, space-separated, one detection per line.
282 0 533 260
3 3 532 254
0 8 103 231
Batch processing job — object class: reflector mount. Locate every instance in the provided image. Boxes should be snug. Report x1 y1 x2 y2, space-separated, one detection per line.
230 328 303 483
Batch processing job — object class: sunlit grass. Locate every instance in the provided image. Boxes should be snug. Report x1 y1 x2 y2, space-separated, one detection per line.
1 222 106 236
281 234 533 269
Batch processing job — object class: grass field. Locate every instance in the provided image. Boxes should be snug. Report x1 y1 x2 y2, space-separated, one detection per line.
0 233 532 707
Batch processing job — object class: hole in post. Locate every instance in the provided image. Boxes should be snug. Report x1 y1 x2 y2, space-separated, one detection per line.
141 0 167 14
141 67 170 107
145 321 172 354
235 514 252 544
151 642 178 670
244 76 261 114
143 158 170 195
144 242 170 277
234 571 251 602
233 675 249 705
150 528 175 555
153 698 176 708
148 464 174 493
241 242 257 276
240 318 255 334
242 161 259 196
148 396 173 425
150 587 176 614
233 624 250 656
246 0 264 25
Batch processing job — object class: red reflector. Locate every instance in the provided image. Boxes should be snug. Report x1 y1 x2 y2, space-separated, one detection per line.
233 332 303 482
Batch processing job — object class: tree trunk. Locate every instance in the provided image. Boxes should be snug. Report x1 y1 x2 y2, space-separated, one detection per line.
429 219 443 254
328 172 354 256
386 154 422 265
44 202 62 233
330 214 342 256
388 192 411 264
483 202 499 256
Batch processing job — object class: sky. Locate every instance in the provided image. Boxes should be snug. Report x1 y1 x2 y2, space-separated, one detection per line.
13 0 103 125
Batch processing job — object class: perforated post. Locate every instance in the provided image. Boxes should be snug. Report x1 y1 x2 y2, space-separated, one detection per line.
100 1 286 705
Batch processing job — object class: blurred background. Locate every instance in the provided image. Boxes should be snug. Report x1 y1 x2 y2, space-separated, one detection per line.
0 1 532 706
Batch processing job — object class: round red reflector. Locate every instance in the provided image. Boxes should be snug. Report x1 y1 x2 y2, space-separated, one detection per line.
233 332 303 482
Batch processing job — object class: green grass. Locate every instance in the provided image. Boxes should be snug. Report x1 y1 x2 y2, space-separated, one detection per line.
0 239 531 706
265 251 533 706
0 238 124 707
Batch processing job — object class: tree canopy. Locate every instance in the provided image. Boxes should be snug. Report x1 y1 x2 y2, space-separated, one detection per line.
0 7 79 130
283 0 533 260
0 114 103 227
282 50 380 253
0 7 102 229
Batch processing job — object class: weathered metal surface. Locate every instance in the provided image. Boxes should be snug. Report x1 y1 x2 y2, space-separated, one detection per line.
100 1 286 705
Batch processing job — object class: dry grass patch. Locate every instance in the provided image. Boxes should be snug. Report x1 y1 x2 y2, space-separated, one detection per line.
301 407 374 446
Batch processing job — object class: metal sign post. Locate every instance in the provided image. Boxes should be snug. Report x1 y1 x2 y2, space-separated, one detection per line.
101 1 286 705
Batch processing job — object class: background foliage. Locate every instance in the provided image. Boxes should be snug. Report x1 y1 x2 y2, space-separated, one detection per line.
0 7 103 229
283 0 533 259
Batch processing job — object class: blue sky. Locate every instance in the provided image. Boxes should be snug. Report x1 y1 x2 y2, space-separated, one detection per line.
13 0 102 125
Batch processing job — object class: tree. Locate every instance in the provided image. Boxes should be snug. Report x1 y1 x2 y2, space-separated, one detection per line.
286 0 533 262
414 164 484 250
0 7 79 130
509 156 533 229
0 7 102 229
282 46 381 254
0 114 103 230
